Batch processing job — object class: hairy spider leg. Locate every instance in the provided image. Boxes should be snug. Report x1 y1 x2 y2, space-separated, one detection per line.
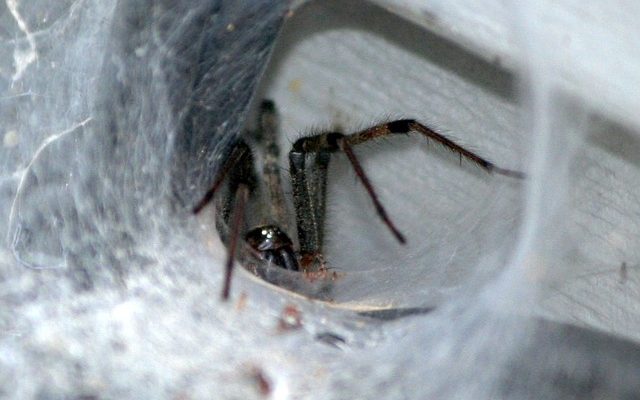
289 119 525 260
310 151 330 256
193 141 257 300
223 183 249 300
289 132 405 260
256 100 292 233
193 142 252 214
243 100 300 273
339 138 406 243
289 147 330 267
346 119 525 179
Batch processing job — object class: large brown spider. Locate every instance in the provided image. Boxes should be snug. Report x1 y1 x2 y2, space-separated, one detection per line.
194 100 523 300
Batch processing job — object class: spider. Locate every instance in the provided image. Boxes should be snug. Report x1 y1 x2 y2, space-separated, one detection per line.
194 100 523 300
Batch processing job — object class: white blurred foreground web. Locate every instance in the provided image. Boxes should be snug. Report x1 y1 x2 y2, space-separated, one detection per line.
1 0 640 398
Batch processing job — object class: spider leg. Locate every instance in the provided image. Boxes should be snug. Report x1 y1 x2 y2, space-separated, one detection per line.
310 151 330 252
255 100 292 232
193 140 257 300
345 119 525 179
337 119 524 240
338 138 406 243
193 141 252 214
289 130 404 266
289 148 330 266
218 144 258 300
222 183 250 300
289 119 523 252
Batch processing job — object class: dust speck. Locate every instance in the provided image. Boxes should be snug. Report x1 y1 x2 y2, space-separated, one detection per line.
288 78 302 93
3 130 19 148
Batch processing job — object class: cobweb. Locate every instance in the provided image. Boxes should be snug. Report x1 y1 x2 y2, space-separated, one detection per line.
1 0 640 398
